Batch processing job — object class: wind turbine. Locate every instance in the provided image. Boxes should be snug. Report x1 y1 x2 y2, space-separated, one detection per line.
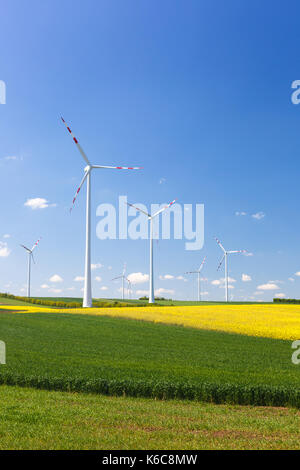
127 278 132 299
20 238 41 298
215 237 247 302
61 117 142 308
126 199 176 304
112 263 127 300
185 256 206 301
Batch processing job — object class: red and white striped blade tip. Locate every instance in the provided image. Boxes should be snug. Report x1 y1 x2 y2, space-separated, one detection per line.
115 166 143 170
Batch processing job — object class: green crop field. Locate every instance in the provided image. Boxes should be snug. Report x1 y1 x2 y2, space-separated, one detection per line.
0 293 273 307
0 309 299 407
1 385 300 450
0 297 38 307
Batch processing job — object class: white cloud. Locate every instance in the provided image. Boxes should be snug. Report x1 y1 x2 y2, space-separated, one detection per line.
160 274 186 281
24 198 56 210
0 242 11 257
48 288 62 294
289 277 295 282
242 274 252 282
235 211 247 216
252 211 265 220
295 272 300 277
155 288 175 296
3 234 10 239
91 263 103 270
74 276 84 282
41 284 49 289
100 286 108 291
94 276 102 282
4 156 17 161
128 272 149 285
136 290 148 297
257 282 279 291
212 277 236 286
159 178 166 184
49 274 63 283
275 293 286 299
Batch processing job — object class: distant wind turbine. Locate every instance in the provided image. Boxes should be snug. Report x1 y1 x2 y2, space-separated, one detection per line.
61 117 142 308
185 256 206 301
112 263 127 300
20 238 41 298
127 278 132 299
215 237 247 302
126 200 176 304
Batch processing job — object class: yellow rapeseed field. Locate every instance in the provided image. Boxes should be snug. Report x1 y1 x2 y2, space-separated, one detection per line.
1 303 300 340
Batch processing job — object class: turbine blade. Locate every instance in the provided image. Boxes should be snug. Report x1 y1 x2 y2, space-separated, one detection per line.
31 238 41 252
20 244 31 253
31 253 36 264
227 250 247 254
61 117 91 165
199 256 206 272
111 276 123 281
215 237 226 253
126 202 150 217
152 199 177 218
93 165 143 170
70 171 89 212
217 254 225 271
185 271 198 274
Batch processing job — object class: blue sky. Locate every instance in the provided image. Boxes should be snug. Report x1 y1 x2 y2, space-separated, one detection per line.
1 0 300 301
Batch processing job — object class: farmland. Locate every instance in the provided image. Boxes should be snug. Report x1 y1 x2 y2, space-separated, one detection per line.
1 302 300 340
1 385 300 450
1 306 300 407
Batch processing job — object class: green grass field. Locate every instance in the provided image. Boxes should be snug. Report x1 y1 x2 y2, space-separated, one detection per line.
0 309 299 407
1 385 299 450
0 293 274 307
0 297 39 307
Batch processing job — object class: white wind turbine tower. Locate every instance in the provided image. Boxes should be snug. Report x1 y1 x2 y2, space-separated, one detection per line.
215 237 247 302
61 117 142 308
126 199 176 304
20 238 41 298
126 278 132 299
185 256 206 302
112 263 127 300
